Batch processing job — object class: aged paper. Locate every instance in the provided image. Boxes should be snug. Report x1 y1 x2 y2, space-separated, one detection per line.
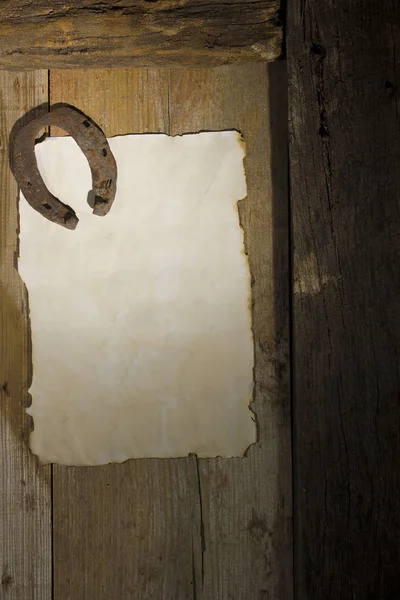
19 132 255 466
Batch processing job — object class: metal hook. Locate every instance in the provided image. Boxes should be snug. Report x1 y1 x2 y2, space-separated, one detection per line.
10 105 117 230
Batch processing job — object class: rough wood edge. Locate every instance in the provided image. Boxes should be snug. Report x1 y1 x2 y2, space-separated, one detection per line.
0 0 282 69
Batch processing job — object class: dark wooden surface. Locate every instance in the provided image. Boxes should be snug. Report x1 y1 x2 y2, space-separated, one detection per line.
288 1 400 599
0 0 282 69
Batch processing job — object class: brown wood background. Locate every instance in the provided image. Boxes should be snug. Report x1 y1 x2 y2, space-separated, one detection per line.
1 1 400 598
1 63 291 599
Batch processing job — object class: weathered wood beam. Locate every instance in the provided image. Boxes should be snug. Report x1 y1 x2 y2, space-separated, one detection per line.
288 0 400 597
0 0 282 69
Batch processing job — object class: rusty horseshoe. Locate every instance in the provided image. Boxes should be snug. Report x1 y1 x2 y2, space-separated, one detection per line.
10 105 117 230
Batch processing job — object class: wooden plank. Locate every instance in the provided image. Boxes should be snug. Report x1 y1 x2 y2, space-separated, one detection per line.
50 63 291 599
50 68 170 137
0 1 282 70
169 62 292 599
0 71 52 599
50 68 203 600
288 2 400 598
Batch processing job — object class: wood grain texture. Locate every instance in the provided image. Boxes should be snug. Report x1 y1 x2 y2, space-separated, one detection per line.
49 64 291 599
50 68 170 137
0 0 282 70
0 71 52 599
288 2 400 598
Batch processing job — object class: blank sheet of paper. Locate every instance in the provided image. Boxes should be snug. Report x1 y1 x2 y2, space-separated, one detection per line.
19 131 255 466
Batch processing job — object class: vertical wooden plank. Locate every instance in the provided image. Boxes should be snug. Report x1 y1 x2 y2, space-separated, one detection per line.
288 1 400 598
169 62 292 599
50 68 202 600
50 68 169 136
0 71 52 599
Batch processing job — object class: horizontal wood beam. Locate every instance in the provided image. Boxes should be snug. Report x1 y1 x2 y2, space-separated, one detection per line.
0 0 282 69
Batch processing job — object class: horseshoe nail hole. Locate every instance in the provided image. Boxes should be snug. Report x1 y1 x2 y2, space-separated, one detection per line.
82 120 91 128
42 203 52 210
102 148 107 157
26 180 32 187
64 210 75 223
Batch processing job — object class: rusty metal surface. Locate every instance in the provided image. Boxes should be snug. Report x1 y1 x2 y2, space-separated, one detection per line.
10 105 117 229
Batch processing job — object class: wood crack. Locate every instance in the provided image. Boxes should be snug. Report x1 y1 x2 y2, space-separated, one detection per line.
191 537 198 600
310 41 329 138
195 455 205 591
